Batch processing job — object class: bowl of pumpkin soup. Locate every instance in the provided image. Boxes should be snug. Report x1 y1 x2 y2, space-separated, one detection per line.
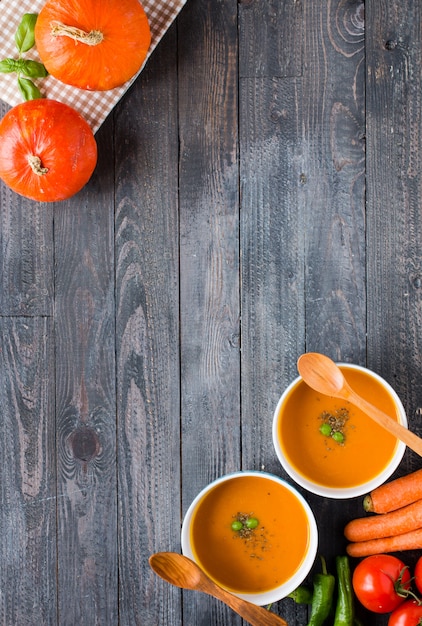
272 363 407 498
181 471 318 605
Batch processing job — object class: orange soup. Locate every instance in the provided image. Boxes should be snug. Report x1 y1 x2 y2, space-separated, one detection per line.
190 475 311 594
277 367 401 489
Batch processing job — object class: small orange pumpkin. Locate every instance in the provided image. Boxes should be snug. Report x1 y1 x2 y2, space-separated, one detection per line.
0 99 97 202
34 0 151 91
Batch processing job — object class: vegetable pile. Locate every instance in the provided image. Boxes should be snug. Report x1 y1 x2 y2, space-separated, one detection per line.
285 468 422 625
345 469 422 557
288 552 422 625
340 468 422 625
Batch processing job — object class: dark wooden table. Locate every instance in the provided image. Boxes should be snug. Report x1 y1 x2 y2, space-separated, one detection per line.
1 0 422 624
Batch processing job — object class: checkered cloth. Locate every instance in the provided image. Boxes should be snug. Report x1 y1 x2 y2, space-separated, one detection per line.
0 0 187 133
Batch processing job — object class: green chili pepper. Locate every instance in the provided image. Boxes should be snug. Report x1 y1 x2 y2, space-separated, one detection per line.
307 556 335 626
288 585 313 604
334 555 354 626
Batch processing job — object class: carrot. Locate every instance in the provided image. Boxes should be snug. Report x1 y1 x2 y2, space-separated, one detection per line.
363 468 422 514
346 528 422 557
344 498 422 542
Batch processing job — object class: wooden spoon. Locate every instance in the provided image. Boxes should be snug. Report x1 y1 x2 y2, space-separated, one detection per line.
149 552 288 626
297 352 422 457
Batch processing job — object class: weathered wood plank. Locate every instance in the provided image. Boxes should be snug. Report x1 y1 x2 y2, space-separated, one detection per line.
0 103 53 316
178 0 240 622
114 26 182 626
366 0 422 464
365 14 422 619
239 0 303 78
0 317 56 625
53 124 117 625
300 0 366 361
240 74 306 467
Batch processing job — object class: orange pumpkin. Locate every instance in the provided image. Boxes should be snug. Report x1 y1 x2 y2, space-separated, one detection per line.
34 0 151 91
0 99 97 202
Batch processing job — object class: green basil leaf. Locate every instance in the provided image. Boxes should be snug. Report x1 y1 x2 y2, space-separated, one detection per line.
19 59 48 78
0 58 20 73
15 14 38 53
17 76 42 101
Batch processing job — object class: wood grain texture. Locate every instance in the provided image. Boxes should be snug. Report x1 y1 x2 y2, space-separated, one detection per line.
114 27 182 626
366 0 422 468
239 0 303 78
240 74 306 472
54 126 117 625
0 317 56 625
301 0 366 362
0 185 53 316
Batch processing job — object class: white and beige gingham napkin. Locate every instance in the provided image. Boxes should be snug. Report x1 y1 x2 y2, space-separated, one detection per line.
0 0 187 133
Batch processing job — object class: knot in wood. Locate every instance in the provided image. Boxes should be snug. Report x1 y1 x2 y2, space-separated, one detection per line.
413 276 422 289
269 106 288 124
70 426 100 462
385 40 397 50
229 332 240 348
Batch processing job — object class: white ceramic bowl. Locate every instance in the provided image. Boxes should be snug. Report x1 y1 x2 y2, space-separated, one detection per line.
181 470 318 606
272 363 407 499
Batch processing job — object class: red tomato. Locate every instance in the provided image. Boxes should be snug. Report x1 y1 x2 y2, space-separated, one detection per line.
415 557 422 595
0 99 97 202
352 554 411 613
388 600 422 626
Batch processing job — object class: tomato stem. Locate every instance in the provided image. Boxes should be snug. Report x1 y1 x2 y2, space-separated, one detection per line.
50 21 103 46
28 155 48 175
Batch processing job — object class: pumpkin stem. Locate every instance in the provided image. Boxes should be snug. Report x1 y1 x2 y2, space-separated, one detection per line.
50 21 104 46
28 155 49 176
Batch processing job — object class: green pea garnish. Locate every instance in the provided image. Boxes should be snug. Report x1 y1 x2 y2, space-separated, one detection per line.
319 423 332 437
245 517 259 529
332 431 345 444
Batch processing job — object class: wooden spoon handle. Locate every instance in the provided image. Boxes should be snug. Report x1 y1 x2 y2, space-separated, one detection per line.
205 584 289 626
345 387 422 457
